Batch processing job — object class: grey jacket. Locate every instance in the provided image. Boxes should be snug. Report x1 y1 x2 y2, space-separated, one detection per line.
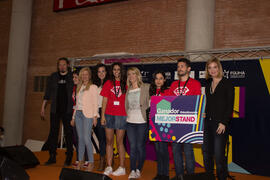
125 83 150 122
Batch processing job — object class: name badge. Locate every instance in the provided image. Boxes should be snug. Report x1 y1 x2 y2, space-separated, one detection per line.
114 101 120 106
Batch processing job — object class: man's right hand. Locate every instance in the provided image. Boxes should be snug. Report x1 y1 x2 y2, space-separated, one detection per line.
40 100 47 120
40 108 45 120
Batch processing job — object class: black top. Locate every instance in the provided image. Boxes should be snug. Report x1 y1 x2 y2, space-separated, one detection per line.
44 71 74 114
205 77 235 126
56 73 68 113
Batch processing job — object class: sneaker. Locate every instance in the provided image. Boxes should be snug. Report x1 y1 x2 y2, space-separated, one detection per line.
83 161 89 168
104 166 113 176
72 161 79 168
112 166 126 176
128 170 137 179
136 169 141 178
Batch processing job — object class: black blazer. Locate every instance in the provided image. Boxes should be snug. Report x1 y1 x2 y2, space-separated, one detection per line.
44 71 74 114
205 78 234 126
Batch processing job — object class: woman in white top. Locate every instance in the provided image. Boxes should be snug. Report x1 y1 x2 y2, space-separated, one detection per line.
125 67 150 179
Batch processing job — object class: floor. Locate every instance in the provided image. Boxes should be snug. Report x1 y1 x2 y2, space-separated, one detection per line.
25 149 270 180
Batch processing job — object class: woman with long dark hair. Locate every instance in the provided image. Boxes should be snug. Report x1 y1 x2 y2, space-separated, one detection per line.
92 63 110 171
150 70 170 180
100 62 127 176
203 58 234 180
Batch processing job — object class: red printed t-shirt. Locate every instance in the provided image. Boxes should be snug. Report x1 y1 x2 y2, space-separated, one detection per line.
169 78 201 96
100 80 127 116
155 88 170 96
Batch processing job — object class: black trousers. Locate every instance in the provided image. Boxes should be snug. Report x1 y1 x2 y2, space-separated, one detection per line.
93 108 106 157
203 120 228 180
47 113 73 157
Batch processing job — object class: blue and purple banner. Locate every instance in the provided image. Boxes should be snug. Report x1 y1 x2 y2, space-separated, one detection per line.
149 95 206 144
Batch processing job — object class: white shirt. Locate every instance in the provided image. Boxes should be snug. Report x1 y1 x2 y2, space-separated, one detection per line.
98 86 103 108
127 88 145 124
76 85 85 110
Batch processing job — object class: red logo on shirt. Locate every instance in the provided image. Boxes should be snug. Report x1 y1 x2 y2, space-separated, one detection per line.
110 86 122 98
173 87 189 96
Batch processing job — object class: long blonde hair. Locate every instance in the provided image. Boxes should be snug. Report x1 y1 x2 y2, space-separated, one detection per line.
205 58 223 80
127 67 143 89
77 67 92 93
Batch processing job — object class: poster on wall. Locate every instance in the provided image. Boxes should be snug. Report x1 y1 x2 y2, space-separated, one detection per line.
54 0 126 11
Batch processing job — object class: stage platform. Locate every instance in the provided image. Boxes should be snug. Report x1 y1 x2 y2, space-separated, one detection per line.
26 149 270 180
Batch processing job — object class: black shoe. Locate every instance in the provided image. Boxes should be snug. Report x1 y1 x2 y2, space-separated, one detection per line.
64 156 72 166
170 175 183 180
44 154 56 165
162 175 170 180
153 174 162 180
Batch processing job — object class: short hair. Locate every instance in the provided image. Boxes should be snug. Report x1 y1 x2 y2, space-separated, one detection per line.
58 57 69 65
177 58 191 68
205 58 224 79
127 67 143 89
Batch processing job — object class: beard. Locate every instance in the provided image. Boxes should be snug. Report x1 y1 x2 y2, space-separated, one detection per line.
178 71 187 77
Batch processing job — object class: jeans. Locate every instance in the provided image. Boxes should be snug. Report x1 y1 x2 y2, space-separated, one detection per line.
73 126 88 161
75 110 94 162
155 141 169 176
93 108 106 156
203 120 228 180
126 123 148 171
172 143 195 175
47 113 73 157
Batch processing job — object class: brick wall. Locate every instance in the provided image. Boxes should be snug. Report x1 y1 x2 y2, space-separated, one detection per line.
215 0 270 48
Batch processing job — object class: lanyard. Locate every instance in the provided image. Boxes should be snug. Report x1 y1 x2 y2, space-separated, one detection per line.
178 77 190 96
113 81 120 98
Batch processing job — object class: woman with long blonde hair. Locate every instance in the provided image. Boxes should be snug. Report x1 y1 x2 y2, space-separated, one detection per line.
125 67 150 179
71 67 99 171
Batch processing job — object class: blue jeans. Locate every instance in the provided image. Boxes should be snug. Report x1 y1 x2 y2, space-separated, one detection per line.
172 143 195 175
155 141 169 176
127 123 148 171
203 120 228 180
75 110 94 162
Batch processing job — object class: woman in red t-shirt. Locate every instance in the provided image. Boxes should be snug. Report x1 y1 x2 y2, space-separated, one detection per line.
149 70 170 180
100 62 127 176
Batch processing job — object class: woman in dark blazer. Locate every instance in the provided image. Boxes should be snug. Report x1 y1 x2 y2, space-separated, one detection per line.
203 58 234 180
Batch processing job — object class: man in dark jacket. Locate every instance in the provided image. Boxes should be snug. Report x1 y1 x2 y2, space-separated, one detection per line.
41 57 74 166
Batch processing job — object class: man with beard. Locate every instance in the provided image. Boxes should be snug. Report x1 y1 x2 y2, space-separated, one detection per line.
169 58 201 179
41 57 74 166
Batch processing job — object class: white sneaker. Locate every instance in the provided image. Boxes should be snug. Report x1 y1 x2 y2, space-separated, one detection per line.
112 166 126 176
103 166 113 176
136 169 141 178
128 170 137 179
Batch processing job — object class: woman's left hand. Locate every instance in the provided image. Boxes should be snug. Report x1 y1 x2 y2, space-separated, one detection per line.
216 123 226 134
93 117 97 127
